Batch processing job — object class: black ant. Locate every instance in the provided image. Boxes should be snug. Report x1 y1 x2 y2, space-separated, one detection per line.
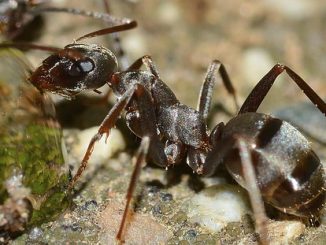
1 21 325 245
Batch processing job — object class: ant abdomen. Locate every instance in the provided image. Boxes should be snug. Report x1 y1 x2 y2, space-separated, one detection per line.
30 43 118 97
211 112 325 218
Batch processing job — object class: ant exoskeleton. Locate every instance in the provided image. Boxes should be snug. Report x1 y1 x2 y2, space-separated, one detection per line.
1 21 325 245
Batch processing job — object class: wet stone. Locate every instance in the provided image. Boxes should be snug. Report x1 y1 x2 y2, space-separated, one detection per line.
152 204 163 216
147 185 160 197
160 192 173 202
71 223 82 232
81 200 98 211
184 229 197 240
61 222 83 233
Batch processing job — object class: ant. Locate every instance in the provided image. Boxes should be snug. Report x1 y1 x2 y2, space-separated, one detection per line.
1 20 325 245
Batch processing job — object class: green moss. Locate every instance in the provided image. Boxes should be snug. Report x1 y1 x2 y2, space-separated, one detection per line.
29 187 71 226
0 123 70 227
0 49 72 233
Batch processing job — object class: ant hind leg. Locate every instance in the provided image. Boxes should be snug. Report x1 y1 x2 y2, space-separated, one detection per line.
236 136 269 245
116 136 150 242
238 64 326 115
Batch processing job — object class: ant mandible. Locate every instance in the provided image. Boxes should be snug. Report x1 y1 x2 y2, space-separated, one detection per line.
1 19 325 245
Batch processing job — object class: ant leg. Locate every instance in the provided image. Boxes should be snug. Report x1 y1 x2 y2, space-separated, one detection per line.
68 83 167 189
197 60 239 121
126 55 161 78
236 136 269 245
239 64 326 116
68 86 136 189
131 83 168 167
116 136 150 242
202 135 269 244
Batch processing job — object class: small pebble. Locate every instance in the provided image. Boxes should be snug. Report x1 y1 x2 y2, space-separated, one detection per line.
82 200 98 211
28 227 43 240
147 185 160 196
152 205 162 216
185 229 197 240
160 192 173 202
71 223 82 232
172 211 188 224
61 223 82 233
185 184 250 232
266 220 305 244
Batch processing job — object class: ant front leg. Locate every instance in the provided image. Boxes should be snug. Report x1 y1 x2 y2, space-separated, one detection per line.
197 60 239 121
238 64 326 115
126 55 161 78
67 86 137 190
68 82 166 188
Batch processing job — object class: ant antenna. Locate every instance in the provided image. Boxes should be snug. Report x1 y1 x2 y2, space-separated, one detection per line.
30 6 133 27
28 4 138 42
76 21 137 42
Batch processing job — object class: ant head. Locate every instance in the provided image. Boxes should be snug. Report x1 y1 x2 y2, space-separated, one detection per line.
29 43 118 97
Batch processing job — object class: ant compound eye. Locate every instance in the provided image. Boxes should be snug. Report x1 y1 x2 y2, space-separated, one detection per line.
68 58 95 76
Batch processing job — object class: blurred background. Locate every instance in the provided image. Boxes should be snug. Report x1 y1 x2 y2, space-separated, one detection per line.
22 0 326 114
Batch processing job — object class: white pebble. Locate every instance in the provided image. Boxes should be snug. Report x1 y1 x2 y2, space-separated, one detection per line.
266 220 305 244
69 127 126 167
185 184 250 232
